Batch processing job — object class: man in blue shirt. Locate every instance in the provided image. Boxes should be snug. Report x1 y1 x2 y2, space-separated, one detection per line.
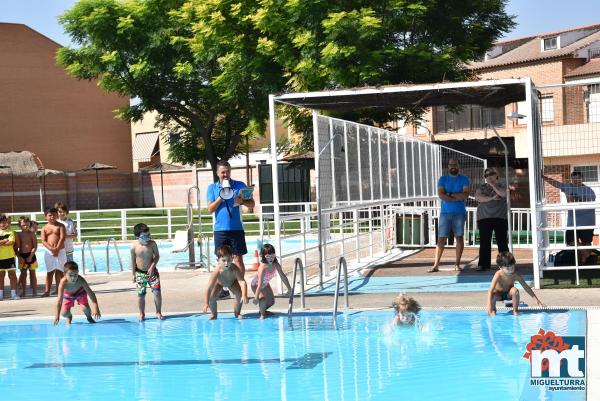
429 159 470 273
207 160 255 297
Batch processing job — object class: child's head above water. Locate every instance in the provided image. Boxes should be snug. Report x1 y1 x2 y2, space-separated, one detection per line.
496 251 516 274
392 294 421 325
260 243 277 264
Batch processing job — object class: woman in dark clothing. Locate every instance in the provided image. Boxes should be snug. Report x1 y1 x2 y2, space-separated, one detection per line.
475 168 509 271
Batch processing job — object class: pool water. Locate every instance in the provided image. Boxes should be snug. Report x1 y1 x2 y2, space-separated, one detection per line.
29 238 316 273
0 310 586 401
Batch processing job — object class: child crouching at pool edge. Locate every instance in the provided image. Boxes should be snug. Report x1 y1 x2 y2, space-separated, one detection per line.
252 244 291 319
392 294 421 326
53 261 101 325
486 251 545 316
204 244 247 320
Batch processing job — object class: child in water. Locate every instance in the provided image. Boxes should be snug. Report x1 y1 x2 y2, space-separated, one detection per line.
392 294 421 326
53 261 101 325
251 244 292 319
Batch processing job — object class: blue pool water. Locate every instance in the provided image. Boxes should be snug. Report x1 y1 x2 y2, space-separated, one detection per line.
30 238 315 273
0 310 586 401
308 274 535 294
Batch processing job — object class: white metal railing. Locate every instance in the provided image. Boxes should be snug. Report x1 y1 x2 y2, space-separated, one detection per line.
389 205 535 249
7 206 261 242
535 201 600 287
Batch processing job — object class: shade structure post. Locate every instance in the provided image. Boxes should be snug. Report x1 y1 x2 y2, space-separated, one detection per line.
95 170 100 210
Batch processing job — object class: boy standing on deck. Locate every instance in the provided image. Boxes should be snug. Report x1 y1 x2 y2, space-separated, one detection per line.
0 214 19 300
131 223 164 321
41 208 66 297
15 216 38 297
55 202 77 262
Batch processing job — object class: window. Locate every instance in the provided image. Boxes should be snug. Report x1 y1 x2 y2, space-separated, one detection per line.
541 96 554 122
543 37 557 51
434 105 505 133
573 166 599 183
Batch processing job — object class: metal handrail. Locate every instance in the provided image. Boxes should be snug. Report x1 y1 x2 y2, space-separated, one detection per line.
287 257 306 317
81 240 96 274
332 256 349 319
106 237 124 274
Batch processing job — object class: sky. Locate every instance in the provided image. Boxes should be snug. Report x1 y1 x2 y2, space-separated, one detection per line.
1 0 599 46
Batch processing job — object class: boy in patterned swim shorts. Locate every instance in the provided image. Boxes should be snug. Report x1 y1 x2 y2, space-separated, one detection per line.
131 223 164 321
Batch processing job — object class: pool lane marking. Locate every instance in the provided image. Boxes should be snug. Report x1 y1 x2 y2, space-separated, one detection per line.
25 352 332 370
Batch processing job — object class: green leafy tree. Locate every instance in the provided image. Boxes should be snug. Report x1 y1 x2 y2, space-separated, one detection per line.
58 0 285 178
251 0 515 151
58 0 514 167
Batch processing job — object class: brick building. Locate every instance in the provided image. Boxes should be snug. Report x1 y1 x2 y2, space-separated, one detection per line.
0 23 133 211
417 23 600 207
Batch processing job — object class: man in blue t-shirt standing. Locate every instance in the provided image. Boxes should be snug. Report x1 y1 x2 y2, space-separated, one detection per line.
207 160 255 297
429 159 470 273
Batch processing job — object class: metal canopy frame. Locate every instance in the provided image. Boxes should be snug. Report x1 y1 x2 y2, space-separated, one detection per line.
268 78 543 287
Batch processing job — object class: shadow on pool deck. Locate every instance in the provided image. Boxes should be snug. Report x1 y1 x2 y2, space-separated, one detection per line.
361 248 533 279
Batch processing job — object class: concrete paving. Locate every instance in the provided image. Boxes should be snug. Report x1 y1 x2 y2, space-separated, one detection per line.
1 246 599 321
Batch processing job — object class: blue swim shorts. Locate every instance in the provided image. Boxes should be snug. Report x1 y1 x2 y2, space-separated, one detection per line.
213 230 248 256
438 213 466 238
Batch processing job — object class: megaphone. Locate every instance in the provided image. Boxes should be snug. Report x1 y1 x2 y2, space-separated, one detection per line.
219 179 235 200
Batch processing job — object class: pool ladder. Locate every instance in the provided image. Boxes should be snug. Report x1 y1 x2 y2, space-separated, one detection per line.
81 238 124 274
287 258 306 317
81 240 96 274
332 257 349 320
106 237 124 273
287 256 349 321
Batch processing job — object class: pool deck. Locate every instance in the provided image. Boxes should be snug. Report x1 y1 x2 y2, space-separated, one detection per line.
2 248 600 318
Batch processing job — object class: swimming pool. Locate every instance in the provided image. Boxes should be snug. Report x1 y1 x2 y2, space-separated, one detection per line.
0 310 586 401
30 237 316 273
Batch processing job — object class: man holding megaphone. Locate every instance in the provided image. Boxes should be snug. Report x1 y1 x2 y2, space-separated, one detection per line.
207 161 255 298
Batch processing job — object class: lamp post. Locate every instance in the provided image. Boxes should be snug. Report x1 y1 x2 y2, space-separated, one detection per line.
0 165 15 213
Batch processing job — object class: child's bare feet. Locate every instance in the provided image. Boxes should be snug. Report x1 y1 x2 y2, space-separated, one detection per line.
208 314 217 320
156 312 165 320
87 316 96 323
138 313 145 321
453 264 463 271
41 292 49 297
65 317 72 325
259 313 266 320
427 266 439 273
235 314 244 320
513 310 520 316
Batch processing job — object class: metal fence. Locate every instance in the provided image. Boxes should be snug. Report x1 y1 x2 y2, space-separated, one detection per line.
531 79 600 287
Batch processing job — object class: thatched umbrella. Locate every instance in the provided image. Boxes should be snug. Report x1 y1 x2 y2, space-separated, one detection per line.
81 163 116 210
0 151 62 212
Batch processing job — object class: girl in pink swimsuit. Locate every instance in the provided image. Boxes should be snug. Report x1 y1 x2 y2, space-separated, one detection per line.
251 244 292 319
